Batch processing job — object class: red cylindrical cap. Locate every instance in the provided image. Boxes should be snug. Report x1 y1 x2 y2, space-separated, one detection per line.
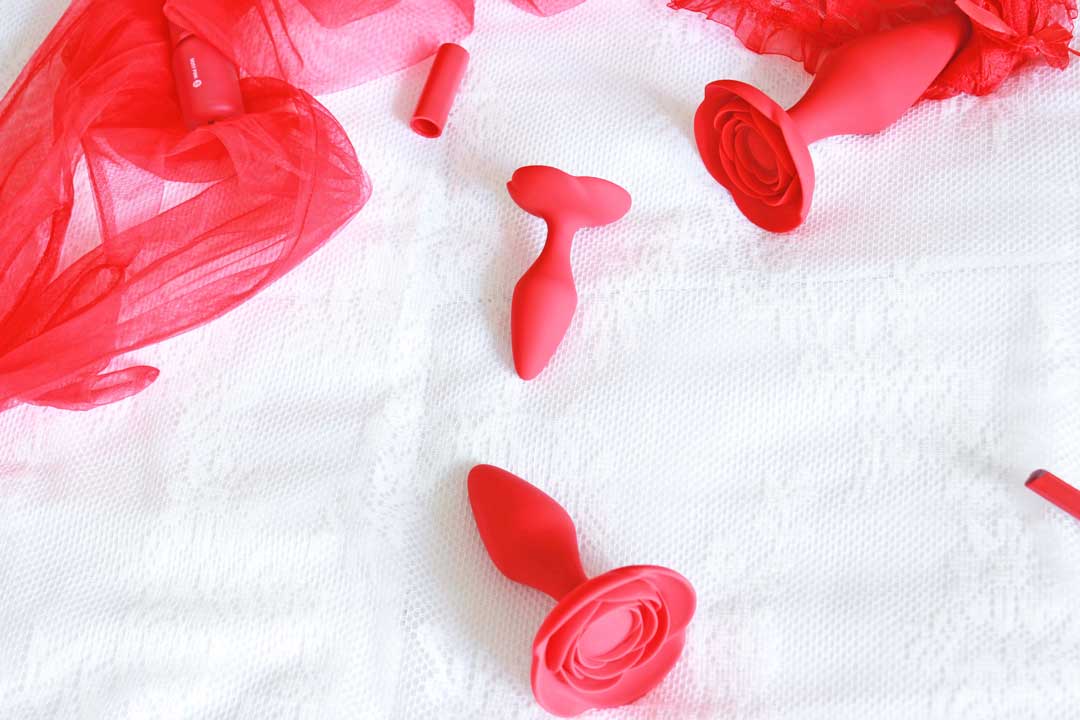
410 43 469 138
1027 470 1080 520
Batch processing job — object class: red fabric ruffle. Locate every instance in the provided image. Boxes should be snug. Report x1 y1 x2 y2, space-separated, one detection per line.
671 0 1077 96
670 0 954 72
927 0 1078 96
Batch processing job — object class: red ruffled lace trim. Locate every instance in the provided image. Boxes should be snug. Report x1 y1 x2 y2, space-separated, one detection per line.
671 0 1077 96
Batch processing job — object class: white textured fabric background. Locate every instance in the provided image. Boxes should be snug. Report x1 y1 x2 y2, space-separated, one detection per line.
2 1 1080 718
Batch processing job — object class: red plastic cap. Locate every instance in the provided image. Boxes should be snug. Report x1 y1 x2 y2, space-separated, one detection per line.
410 43 469 138
167 21 193 48
1026 470 1080 521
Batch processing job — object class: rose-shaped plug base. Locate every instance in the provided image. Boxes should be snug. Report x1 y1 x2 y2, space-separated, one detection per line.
533 565 695 717
694 80 813 233
507 166 632 381
468 465 696 717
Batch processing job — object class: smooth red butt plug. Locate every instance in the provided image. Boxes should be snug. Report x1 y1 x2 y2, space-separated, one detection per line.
693 13 971 232
507 166 632 380
1026 470 1080 521
467 465 695 717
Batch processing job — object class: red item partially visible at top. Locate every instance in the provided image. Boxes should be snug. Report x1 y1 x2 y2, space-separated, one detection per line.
671 0 1077 98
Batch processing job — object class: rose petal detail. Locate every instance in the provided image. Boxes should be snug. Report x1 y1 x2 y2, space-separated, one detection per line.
732 126 776 195
592 607 645 663
580 641 648 680
699 88 805 231
634 598 671 668
647 571 697 635
561 668 622 694
545 601 600 672
573 645 608 671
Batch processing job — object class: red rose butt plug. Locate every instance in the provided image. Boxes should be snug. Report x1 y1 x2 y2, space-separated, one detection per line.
468 465 695 717
508 166 631 380
169 23 244 128
695 12 970 232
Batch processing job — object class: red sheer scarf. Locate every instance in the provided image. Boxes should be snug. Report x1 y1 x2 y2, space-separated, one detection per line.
0 0 476 411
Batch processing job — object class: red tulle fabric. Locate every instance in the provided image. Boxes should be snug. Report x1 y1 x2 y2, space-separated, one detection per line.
168 0 474 93
927 0 1078 96
508 0 590 14
671 0 1077 96
0 0 476 412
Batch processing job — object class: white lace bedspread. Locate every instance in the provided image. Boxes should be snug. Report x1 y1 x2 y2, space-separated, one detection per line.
2 0 1079 717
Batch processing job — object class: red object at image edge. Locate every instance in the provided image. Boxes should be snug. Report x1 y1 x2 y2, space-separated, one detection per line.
468 464 695 717
1026 470 1080 520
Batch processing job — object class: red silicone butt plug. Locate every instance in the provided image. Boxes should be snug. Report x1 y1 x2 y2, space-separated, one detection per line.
1026 470 1080 521
468 465 695 717
694 12 970 232
507 166 631 380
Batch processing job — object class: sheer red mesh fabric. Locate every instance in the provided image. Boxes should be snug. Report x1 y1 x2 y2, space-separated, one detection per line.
0 0 475 412
670 0 1076 96
927 0 1078 96
670 0 953 72
167 0 474 93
